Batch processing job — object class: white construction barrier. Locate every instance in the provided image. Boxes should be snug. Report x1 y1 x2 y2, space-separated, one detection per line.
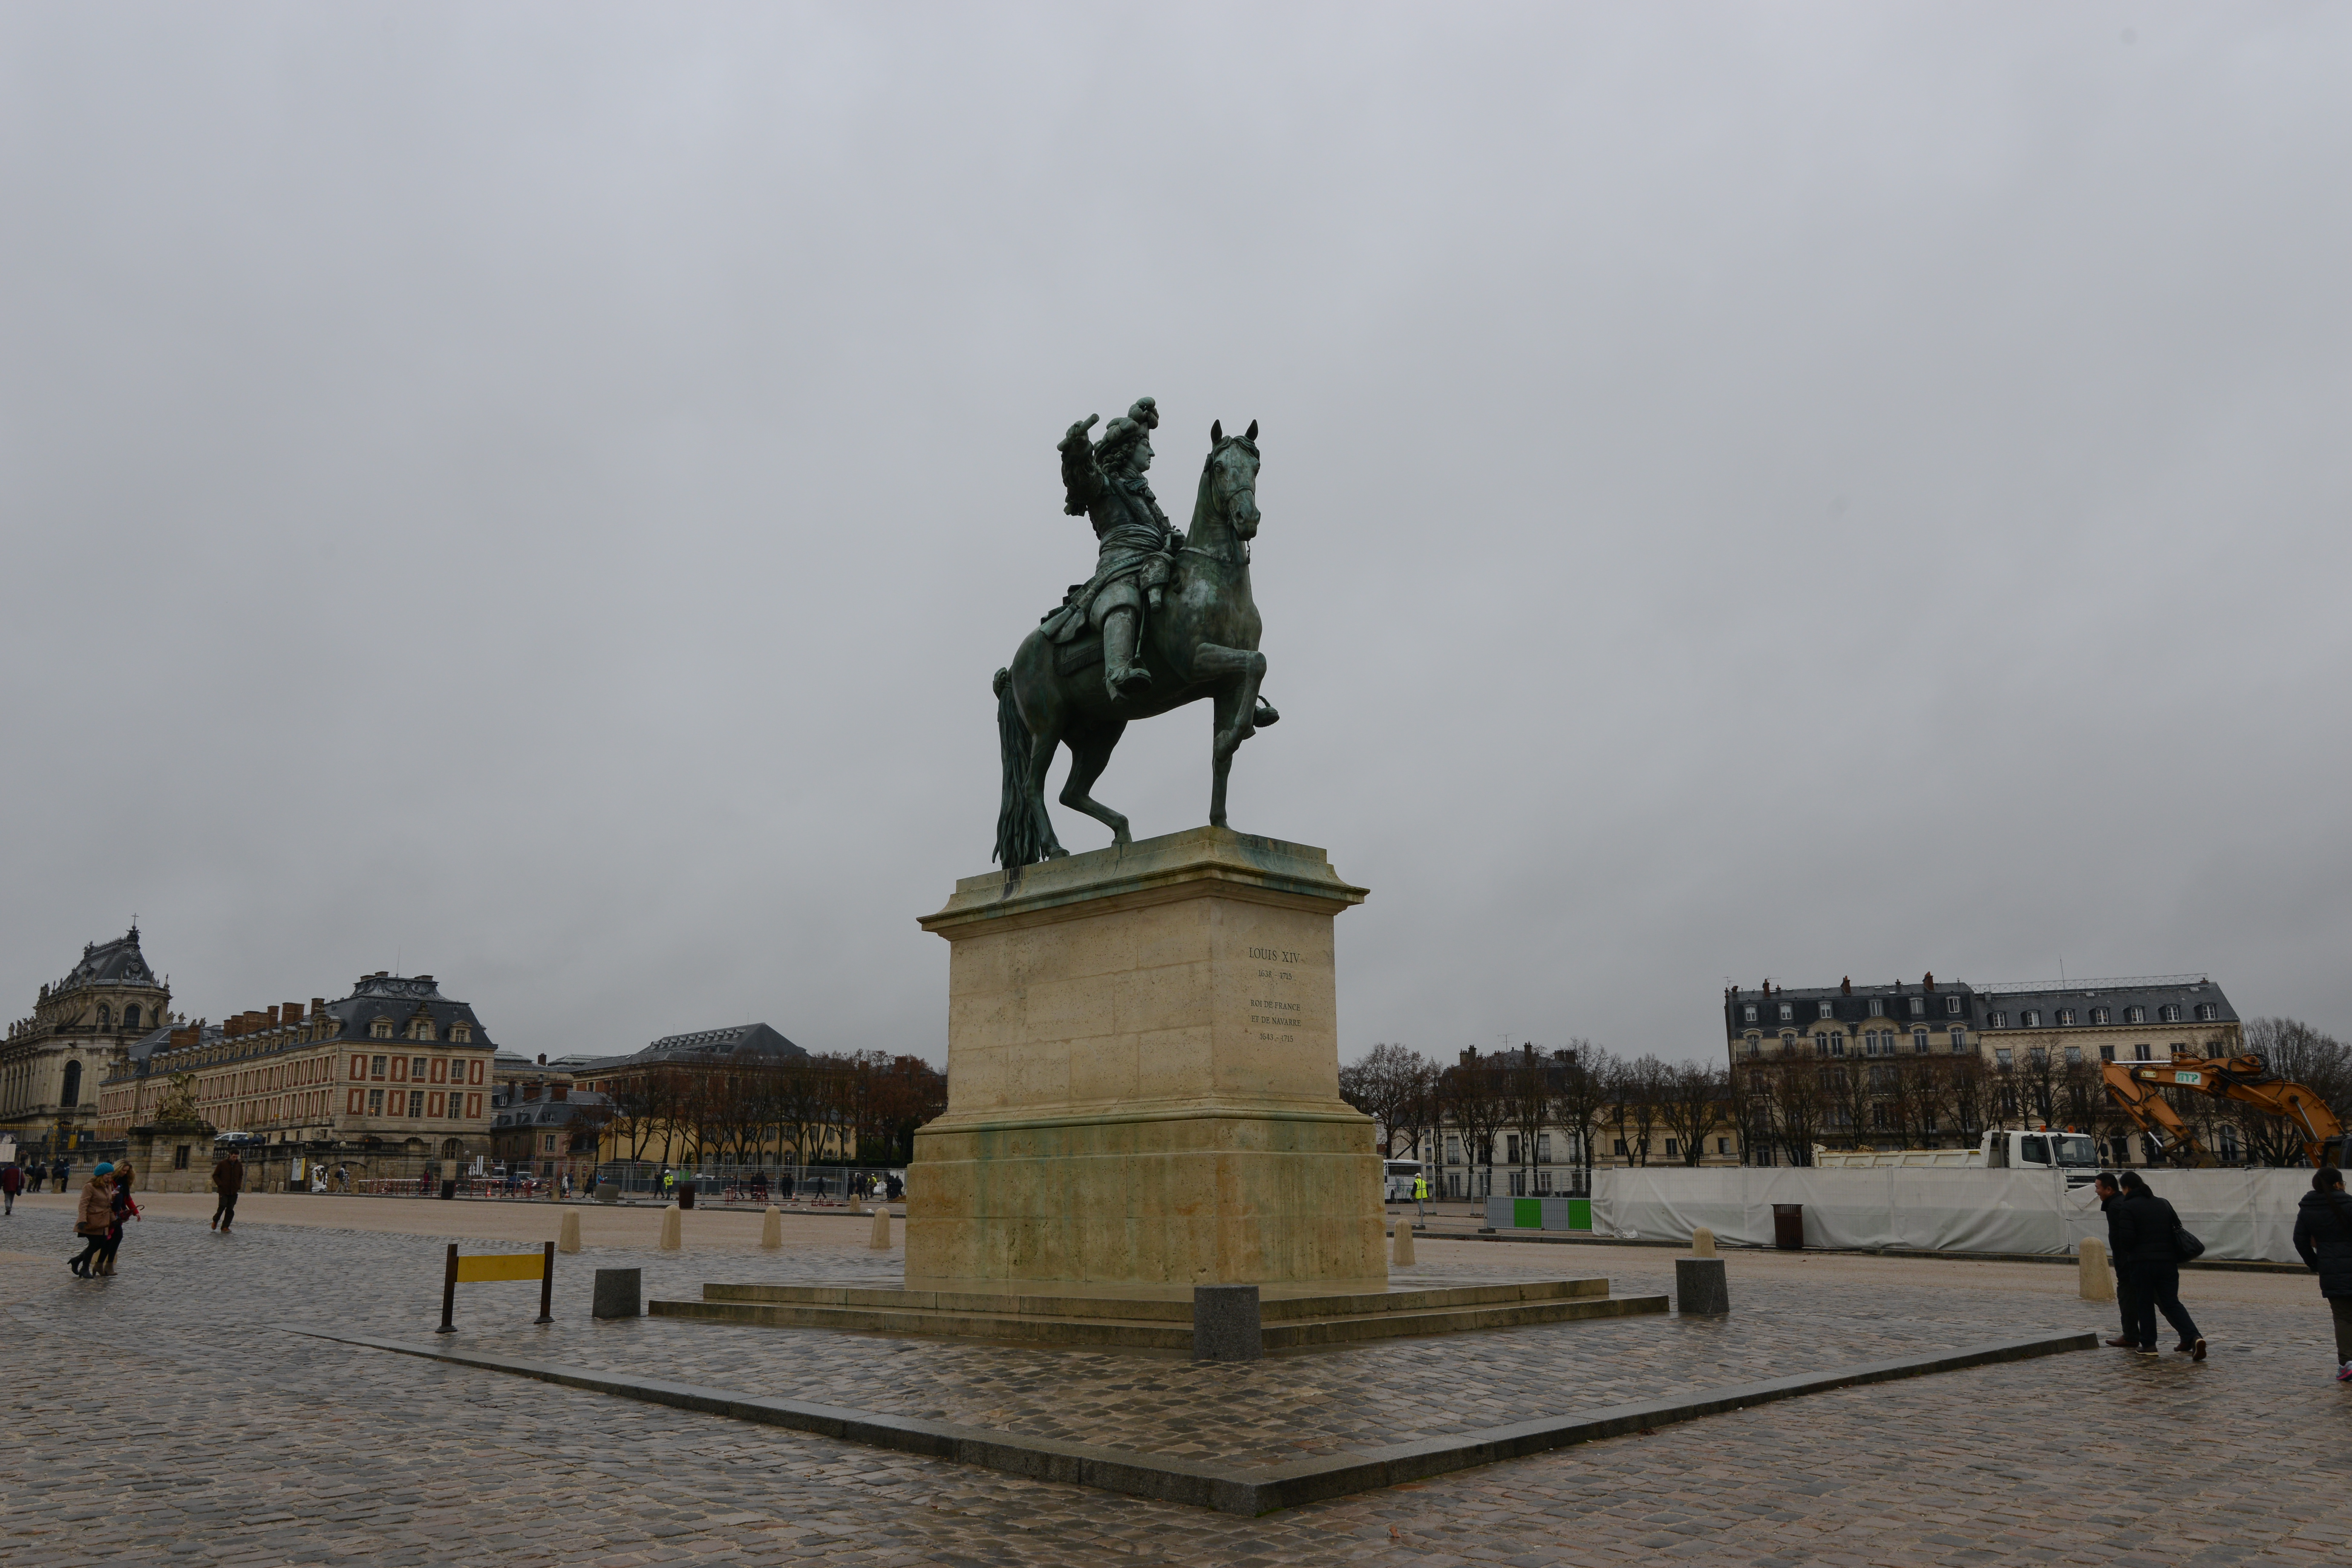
1593 1166 2314 1263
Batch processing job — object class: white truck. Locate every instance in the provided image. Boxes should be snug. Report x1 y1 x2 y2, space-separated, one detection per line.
1813 1129 2102 1184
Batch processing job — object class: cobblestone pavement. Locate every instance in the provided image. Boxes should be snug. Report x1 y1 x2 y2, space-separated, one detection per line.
6 1200 2348 1566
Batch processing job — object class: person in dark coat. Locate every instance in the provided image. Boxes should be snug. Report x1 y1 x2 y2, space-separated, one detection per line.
2093 1173 2139 1347
2291 1166 2352 1382
2113 1170 2205 1358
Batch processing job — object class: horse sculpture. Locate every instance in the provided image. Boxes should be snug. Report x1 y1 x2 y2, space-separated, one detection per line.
993 419 1268 866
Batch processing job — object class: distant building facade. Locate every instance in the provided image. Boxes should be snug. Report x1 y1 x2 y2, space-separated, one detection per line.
95 972 500 1182
2 928 178 1148
1722 972 2241 1164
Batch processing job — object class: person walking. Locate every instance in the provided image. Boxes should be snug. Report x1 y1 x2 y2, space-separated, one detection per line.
2113 1170 2206 1359
95 1165 140 1275
2292 1165 2352 1383
2093 1173 2140 1348
69 1162 115 1277
1412 1170 1429 1221
1 1161 21 1216
211 1147 244 1233
52 1157 70 1194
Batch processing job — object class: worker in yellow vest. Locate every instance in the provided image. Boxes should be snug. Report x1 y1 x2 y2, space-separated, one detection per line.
1412 1172 1429 1220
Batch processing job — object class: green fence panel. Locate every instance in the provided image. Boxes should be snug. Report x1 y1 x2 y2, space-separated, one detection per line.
1566 1197 1592 1231
1513 1197 1543 1228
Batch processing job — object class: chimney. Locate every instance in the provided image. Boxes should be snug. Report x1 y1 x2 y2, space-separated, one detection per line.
415 975 434 986
311 998 327 1018
1924 971 1936 992
283 1002 304 1023
1841 976 1852 995
266 1006 281 1026
552 1084 569 1101
537 1053 547 1066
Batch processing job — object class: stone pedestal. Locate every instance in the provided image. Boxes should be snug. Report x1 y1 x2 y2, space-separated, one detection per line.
906 827 1385 1287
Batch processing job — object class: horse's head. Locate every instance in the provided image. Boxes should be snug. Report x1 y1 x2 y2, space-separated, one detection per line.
1196 418 1261 549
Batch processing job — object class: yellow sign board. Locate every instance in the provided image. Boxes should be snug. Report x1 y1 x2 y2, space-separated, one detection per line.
453 1252 547 1283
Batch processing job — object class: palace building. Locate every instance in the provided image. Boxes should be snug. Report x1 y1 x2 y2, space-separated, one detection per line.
3 927 179 1149
95 971 500 1182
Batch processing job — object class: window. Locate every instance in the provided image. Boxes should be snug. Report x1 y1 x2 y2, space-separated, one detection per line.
1445 1135 1460 1165
2099 1044 2114 1063
1717 1138 1730 1155
124 1005 140 1030
2136 1043 2153 1061
370 1020 392 1039
2029 1046 2047 1066
2064 1046 2082 1065
2160 1004 2182 1023
2127 1006 2146 1024
1778 1003 1794 1022
410 1057 427 1081
1506 1134 1521 1164
1742 1005 1758 1023
2196 1003 2217 1022
1744 1038 1759 1057
1826 1033 1845 1057
2020 1135 2049 1166
452 1023 472 1043
1534 1170 1552 1195
412 1019 435 1042
1988 1011 2007 1029
367 1088 384 1115
370 1055 388 1080
1949 1029 1968 1052
1817 1000 1833 1020
1871 1105 1889 1130
2056 1009 2075 1026
173 1144 190 1170
408 1091 424 1117
1614 1139 1628 1156
1862 1031 1878 1055
1781 1032 1796 1051
1665 1139 1679 1157
1536 1133 1552 1164
1908 997 1925 1017
1508 1170 1526 1196
2089 1007 2110 1025
2022 1010 2041 1028
1914 1030 1930 1053
1446 1171 1462 1198
1944 996 1960 1016
1995 1048 2014 1068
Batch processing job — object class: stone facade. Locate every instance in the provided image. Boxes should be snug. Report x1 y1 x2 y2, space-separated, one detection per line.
1 927 176 1147
906 827 1386 1287
95 971 500 1185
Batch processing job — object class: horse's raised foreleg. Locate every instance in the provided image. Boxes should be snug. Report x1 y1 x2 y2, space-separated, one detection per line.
1194 644 1268 830
1057 721 1131 847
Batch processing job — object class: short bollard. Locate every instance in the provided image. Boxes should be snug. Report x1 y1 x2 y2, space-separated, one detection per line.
1392 1221 1415 1265
593 1267 642 1320
557 1210 582 1254
1675 1256 1730 1316
760 1205 783 1249
658 1203 682 1251
1690 1226 1717 1257
2079 1238 2116 1302
1193 1284 1262 1362
868 1206 891 1250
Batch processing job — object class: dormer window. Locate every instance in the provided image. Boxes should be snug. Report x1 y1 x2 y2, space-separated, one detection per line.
2160 1004 2182 1023
1988 1011 2007 1029
2022 1010 2041 1027
1908 997 1925 1017
2196 1003 2217 1022
2056 1009 2075 1026
2089 1007 2110 1025
2126 1006 2147 1024
411 1020 435 1042
1778 1003 1794 1022
1944 996 1960 1016
1742 1005 1758 1024
451 1023 471 1043
1817 1001 1833 1020
370 1019 393 1039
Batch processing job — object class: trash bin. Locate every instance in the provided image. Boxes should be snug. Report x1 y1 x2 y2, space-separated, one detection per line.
594 1180 619 1204
439 1178 457 1200
677 1180 696 1211
1772 1202 1804 1251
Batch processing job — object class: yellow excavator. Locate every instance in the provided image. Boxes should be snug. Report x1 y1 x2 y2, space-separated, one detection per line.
2102 1053 2352 1168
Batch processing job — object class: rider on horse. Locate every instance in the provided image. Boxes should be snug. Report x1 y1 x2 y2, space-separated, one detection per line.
1043 397 1179 700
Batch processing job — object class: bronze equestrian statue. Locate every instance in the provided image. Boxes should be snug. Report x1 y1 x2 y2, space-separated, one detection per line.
993 399 1276 866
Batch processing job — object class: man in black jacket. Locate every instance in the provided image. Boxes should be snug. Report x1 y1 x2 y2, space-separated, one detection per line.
2113 1171 2205 1358
2291 1166 2352 1381
2093 1173 2138 1348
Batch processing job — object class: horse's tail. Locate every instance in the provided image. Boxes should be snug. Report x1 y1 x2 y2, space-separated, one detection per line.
991 667 1040 868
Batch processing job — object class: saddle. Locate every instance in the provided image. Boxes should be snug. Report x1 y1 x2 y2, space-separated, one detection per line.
1052 634 1104 676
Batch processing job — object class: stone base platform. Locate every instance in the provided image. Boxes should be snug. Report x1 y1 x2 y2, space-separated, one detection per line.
647 1275 1665 1350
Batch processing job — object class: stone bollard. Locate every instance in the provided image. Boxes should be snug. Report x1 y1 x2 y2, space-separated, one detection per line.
850 1192 866 1216
658 1202 682 1251
592 1267 641 1320
558 1210 582 1254
1691 1226 1717 1257
1675 1256 1730 1316
869 1206 891 1250
2079 1238 2116 1302
594 1180 618 1204
1193 1284 1262 1361
1392 1221 1415 1266
761 1205 783 1250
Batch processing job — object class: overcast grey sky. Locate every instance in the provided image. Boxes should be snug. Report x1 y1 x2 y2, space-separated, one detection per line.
4 4 2347 1069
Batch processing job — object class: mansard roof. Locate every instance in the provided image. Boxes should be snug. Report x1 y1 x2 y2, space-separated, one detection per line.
320 973 496 1049
571 1022 809 1075
60 928 163 991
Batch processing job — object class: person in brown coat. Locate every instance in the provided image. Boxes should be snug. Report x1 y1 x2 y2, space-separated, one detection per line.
211 1149 243 1233
69 1162 115 1277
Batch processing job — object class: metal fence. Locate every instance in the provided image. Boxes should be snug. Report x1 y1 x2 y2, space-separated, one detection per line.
590 1161 905 1207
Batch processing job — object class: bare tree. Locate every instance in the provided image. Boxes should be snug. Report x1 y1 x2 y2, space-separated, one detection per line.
1339 1042 1431 1158
1657 1060 1726 1166
1769 1059 1826 1165
1439 1049 1509 1200
1552 1039 1611 1190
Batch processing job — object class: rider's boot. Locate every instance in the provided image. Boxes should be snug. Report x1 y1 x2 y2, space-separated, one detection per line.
1253 697 1280 728
1102 608 1152 699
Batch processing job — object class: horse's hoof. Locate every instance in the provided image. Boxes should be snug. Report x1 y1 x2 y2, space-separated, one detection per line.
1254 701 1280 728
1045 847 1070 860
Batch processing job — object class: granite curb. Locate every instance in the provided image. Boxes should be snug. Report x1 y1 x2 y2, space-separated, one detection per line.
1447 1230 2306 1272
288 1325 2094 1516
